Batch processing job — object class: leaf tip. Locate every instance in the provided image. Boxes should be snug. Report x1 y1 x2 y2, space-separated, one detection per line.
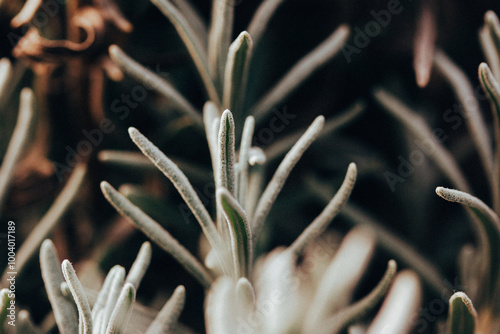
128 127 140 138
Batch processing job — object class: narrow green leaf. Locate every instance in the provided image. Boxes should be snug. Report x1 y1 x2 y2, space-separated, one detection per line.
217 187 253 278
100 266 126 334
237 116 255 207
215 110 235 246
92 266 124 323
0 88 35 211
128 127 228 274
40 240 78 334
208 0 234 87
479 62 500 213
290 163 357 256
2 164 86 282
100 182 214 288
222 31 253 115
434 51 494 187
366 270 422 334
218 110 237 196
145 286 186 334
247 0 286 48
252 116 325 240
108 45 202 126
170 0 207 44
251 25 350 123
61 260 93 334
151 0 220 104
106 283 136 334
125 242 152 290
373 88 471 192
446 292 477 334
436 187 500 303
322 260 398 334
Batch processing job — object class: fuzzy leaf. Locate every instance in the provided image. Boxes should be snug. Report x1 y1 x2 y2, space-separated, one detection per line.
99 266 126 334
203 101 220 176
434 51 494 188
218 110 237 196
247 0 286 48
101 182 214 288
223 31 253 115
151 0 219 104
322 260 398 334
128 127 228 274
0 88 35 211
40 240 79 334
251 25 349 123
109 45 202 126
436 187 500 303
236 277 255 307
146 286 186 334
170 0 207 43
366 270 422 334
208 0 234 87
237 116 255 207
205 277 237 334
252 116 325 240
106 283 136 334
92 266 125 323
217 187 253 277
479 62 500 213
61 260 93 334
480 24 500 83
373 88 470 192
482 11 500 80
446 292 477 334
3 164 86 285
290 163 357 256
340 203 449 296
303 227 376 332
125 242 152 290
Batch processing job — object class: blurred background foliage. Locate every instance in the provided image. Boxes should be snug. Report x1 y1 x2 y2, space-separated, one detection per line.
1 0 500 332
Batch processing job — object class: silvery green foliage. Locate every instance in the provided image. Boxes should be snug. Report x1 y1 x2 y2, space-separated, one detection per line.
100 106 427 333
373 10 500 333
7 240 187 334
109 0 350 125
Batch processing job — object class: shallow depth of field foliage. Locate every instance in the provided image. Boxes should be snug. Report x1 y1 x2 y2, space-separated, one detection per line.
0 0 499 333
